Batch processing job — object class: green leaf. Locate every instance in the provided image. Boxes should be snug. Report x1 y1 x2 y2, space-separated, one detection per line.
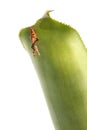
19 11 87 130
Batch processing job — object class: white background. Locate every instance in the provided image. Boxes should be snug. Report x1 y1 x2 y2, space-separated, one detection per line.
0 0 87 130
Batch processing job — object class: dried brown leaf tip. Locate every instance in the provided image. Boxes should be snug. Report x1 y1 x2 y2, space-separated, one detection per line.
30 27 40 56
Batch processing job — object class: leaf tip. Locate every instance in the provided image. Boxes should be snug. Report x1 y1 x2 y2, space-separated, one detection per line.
42 10 54 18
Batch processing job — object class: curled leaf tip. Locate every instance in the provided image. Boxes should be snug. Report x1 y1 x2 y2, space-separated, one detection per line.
42 10 54 18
